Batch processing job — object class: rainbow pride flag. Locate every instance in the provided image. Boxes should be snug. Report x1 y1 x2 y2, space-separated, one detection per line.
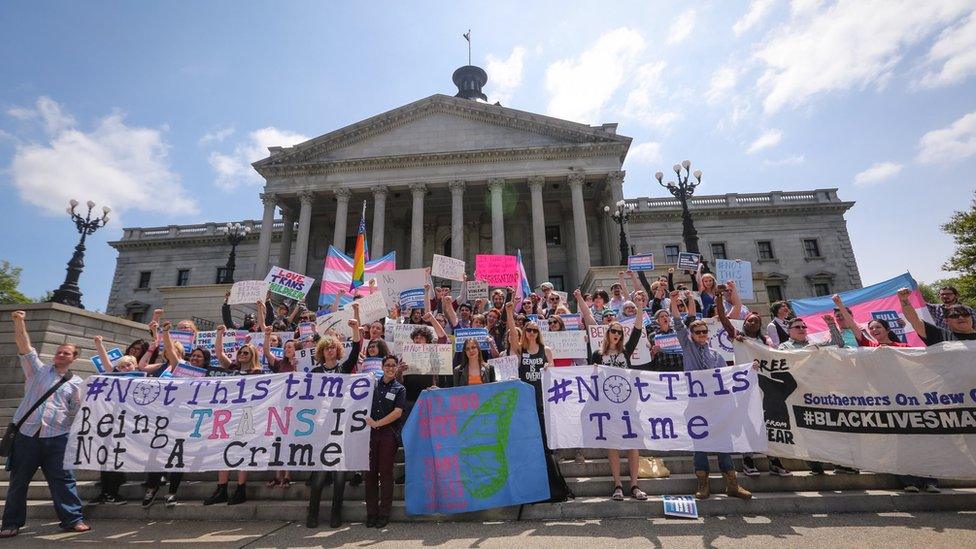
350 201 368 291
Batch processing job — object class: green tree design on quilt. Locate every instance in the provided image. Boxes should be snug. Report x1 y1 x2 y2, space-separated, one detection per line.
457 387 518 499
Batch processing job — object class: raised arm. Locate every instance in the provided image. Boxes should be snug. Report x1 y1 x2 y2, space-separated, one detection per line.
714 286 737 338
262 326 277 365
574 288 596 328
349 305 362 343
10 310 30 354
685 289 697 317
222 295 237 330
505 301 520 354
423 282 432 316
822 315 845 347
288 301 303 323
627 270 642 297
151 308 164 337
695 262 704 289
832 294 858 335
257 299 267 332
443 295 459 328
726 280 744 319
94 335 113 372
214 324 232 367
667 268 675 292
897 288 925 337
457 273 469 304
161 322 181 367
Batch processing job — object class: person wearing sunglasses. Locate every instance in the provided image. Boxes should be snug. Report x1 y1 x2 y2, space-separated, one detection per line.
776 316 844 350
926 285 975 331
899 288 976 344
669 290 752 501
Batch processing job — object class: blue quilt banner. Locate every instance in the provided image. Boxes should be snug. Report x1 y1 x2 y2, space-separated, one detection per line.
401 380 550 515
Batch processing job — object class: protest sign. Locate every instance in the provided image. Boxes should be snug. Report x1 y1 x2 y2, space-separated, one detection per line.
400 343 454 375
560 314 582 331
371 268 428 309
384 320 430 354
488 355 519 380
315 307 356 339
265 265 315 301
66 372 374 472
362 357 383 377
654 333 682 354
677 252 701 271
432 254 466 281
715 259 754 300
542 364 766 452
475 255 519 287
703 317 743 364
172 363 208 378
296 347 315 372
735 340 976 478
91 347 124 374
466 280 489 302
402 381 550 515
169 330 195 353
544 331 588 359
587 323 651 364
453 328 490 351
399 288 427 311
354 291 388 324
871 310 908 343
627 253 655 272
298 322 315 340
663 496 699 519
227 280 270 305
194 331 218 350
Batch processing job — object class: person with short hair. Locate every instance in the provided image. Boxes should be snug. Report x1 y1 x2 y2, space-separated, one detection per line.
900 288 976 344
364 356 405 528
1 311 88 538
766 301 793 347
927 286 975 330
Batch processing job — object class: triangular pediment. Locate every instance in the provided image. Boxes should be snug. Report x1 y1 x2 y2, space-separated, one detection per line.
253 94 630 171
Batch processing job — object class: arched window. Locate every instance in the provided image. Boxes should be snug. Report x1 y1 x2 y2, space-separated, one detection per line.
443 238 452 258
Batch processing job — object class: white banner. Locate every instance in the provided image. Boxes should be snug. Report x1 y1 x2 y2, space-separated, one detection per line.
371 269 428 309
587 323 651 364
399 343 454 375
705 317 743 364
431 254 465 281
228 280 270 305
735 340 976 479
545 331 588 359
66 373 374 472
543 364 766 452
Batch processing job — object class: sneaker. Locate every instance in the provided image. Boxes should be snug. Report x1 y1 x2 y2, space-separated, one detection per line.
105 494 127 505
904 485 920 493
924 484 941 493
769 464 792 476
88 493 107 505
142 488 158 507
349 472 363 487
741 463 760 477
228 484 247 505
809 468 825 476
165 494 178 507
374 516 389 529
203 485 228 506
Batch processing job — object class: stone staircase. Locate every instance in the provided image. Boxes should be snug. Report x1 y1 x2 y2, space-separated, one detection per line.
2 450 975 523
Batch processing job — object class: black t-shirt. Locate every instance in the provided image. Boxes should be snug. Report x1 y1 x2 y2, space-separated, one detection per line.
518 346 547 409
922 321 976 345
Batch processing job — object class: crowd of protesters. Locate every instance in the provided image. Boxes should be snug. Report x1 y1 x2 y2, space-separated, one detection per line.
1 259 973 537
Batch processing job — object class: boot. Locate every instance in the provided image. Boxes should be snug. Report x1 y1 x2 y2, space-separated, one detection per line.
723 471 752 500
694 471 710 500
228 483 247 505
203 484 228 506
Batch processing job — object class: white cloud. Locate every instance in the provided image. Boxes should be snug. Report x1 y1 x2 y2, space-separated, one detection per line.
619 62 680 129
916 111 976 164
916 12 976 88
209 127 310 190
8 97 195 218
485 46 526 105
853 161 903 186
545 28 646 123
199 126 235 146
626 142 663 165
733 0 776 37
762 154 805 167
705 66 738 105
667 10 697 45
754 1 972 114
746 128 782 153
7 96 76 134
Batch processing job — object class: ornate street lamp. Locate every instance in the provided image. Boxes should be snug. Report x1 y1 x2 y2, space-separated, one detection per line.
656 160 703 255
220 222 251 284
604 200 636 266
51 199 110 309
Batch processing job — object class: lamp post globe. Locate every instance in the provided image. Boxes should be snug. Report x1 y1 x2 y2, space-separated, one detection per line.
50 199 111 308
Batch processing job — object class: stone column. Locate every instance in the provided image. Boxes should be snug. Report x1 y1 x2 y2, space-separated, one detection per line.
332 187 351 250
568 173 591 283
410 183 427 268
488 178 505 254
371 186 387 256
277 207 294 269
449 180 465 259
255 192 277 278
606 171 627 264
292 191 314 275
527 176 549 284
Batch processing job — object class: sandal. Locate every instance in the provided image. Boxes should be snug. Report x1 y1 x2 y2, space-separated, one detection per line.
280 478 292 488
630 485 648 501
266 478 281 488
0 528 18 538
65 522 91 533
611 485 624 501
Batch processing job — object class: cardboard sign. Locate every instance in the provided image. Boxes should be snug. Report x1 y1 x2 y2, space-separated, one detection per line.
453 328 491 351
715 259 754 300
265 265 315 300
399 288 427 311
545 331 588 359
663 496 699 519
488 354 519 380
227 280 270 305
91 347 124 374
354 291 389 324
315 307 356 339
384 320 431 354
475 254 519 287
371 268 428 309
628 253 655 271
296 347 315 373
654 333 682 354
399 343 454 375
467 280 489 302
677 252 701 271
431 254 466 281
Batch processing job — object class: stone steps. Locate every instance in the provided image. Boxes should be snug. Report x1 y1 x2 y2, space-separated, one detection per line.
6 488 976 523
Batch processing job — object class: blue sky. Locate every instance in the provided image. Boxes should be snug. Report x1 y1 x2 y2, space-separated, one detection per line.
2 0 975 310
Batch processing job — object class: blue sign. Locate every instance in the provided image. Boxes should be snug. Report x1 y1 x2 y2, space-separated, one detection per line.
402 381 550 515
627 253 655 271
654 333 682 354
871 310 907 343
91 347 124 373
663 495 698 519
399 288 427 310
454 328 490 351
677 252 701 271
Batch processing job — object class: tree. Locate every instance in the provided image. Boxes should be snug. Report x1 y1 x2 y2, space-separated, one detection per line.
0 261 31 305
939 192 976 304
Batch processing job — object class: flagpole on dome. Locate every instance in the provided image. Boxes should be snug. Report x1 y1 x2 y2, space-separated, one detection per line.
463 29 471 66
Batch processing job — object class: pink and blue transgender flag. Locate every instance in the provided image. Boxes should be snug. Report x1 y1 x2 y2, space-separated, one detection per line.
789 272 933 347
319 246 396 308
516 249 532 301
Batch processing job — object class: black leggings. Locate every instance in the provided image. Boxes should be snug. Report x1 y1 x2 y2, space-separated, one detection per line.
100 471 125 497
307 471 346 527
145 472 183 494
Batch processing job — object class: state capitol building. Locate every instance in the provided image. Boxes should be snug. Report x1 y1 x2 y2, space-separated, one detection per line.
105 64 862 324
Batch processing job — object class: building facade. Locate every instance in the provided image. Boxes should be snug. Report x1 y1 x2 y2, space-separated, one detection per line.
106 66 862 321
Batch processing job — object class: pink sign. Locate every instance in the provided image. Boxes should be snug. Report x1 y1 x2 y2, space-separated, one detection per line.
475 255 519 287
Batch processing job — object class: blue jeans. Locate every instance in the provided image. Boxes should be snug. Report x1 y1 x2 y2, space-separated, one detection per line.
693 452 733 473
2 433 84 529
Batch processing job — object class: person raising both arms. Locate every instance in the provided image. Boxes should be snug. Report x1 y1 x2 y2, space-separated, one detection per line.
898 287 976 344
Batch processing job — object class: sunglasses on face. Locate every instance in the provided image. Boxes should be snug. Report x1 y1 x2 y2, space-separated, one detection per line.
608 328 623 335
548 320 560 325
692 329 709 335
947 312 972 319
